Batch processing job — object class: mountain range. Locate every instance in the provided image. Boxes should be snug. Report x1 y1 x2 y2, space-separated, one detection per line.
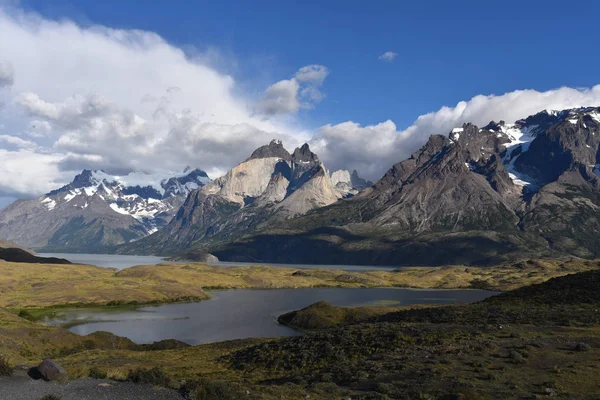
3 106 600 265
195 107 600 266
0 168 211 251
115 139 372 256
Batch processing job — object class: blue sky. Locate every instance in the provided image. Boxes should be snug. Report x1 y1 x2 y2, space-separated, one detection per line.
19 0 600 129
1 0 600 208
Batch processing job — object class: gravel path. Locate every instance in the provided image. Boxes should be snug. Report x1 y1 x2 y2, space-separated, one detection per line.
0 376 184 400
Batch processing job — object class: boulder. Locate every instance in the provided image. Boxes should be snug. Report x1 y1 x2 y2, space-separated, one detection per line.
37 359 68 382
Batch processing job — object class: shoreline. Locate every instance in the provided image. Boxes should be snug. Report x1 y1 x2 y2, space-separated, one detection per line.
29 285 496 330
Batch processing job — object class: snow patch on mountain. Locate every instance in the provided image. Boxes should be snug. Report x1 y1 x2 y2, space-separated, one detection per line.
41 197 56 211
499 123 540 188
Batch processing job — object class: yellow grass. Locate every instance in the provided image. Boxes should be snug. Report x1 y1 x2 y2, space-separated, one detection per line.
0 261 208 308
0 257 596 309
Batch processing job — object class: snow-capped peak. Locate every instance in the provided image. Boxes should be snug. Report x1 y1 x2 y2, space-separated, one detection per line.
40 167 212 235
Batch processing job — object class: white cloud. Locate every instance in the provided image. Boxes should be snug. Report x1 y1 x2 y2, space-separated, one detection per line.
295 64 329 85
0 149 66 197
378 51 398 62
256 64 329 116
0 134 37 149
312 85 600 181
0 60 13 87
0 6 310 198
255 78 300 116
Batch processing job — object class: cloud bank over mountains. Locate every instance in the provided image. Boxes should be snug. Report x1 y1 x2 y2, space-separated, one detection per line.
1 5 600 201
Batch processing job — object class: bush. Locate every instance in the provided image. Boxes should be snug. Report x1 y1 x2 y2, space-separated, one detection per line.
88 366 107 379
127 366 171 387
18 310 34 320
0 356 12 377
39 396 62 400
573 342 591 352
508 350 527 364
181 378 241 400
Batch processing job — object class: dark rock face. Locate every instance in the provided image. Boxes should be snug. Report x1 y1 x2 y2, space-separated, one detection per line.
0 247 71 264
37 359 67 382
350 170 372 190
292 143 319 164
248 139 292 161
122 185 163 200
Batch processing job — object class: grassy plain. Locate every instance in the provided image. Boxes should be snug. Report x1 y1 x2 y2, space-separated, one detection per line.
0 257 597 310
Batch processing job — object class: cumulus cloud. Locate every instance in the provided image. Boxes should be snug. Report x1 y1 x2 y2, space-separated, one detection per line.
312 85 600 181
255 78 300 116
0 6 310 198
0 149 66 196
378 51 398 62
256 64 329 116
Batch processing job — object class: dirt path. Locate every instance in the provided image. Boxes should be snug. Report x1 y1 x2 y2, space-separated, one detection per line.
0 375 184 400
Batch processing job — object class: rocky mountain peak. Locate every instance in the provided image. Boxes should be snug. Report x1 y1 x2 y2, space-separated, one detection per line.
248 139 292 161
292 143 319 164
70 169 110 188
330 169 373 198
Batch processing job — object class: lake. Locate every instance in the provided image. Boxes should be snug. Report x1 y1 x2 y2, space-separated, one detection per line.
42 288 496 345
38 252 402 271
38 253 167 269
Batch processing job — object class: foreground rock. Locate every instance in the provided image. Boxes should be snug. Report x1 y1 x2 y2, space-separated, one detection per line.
37 359 68 382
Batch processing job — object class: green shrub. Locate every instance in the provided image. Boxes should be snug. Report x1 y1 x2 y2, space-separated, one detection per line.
127 366 171 387
18 310 34 320
509 350 527 364
0 356 12 377
88 366 107 379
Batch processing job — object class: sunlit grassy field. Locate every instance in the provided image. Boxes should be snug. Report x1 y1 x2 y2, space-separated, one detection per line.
0 257 596 310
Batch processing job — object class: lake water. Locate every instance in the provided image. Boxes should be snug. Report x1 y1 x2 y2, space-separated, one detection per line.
38 252 400 272
38 253 166 269
42 288 496 345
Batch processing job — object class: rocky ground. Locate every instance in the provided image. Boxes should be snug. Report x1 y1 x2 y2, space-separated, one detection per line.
1 368 183 400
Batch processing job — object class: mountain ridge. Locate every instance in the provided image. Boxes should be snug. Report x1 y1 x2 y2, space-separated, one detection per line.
116 140 371 255
207 107 600 265
0 168 211 251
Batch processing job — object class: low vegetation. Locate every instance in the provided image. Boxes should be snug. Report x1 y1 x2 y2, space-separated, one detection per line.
1 259 600 398
0 355 12 376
